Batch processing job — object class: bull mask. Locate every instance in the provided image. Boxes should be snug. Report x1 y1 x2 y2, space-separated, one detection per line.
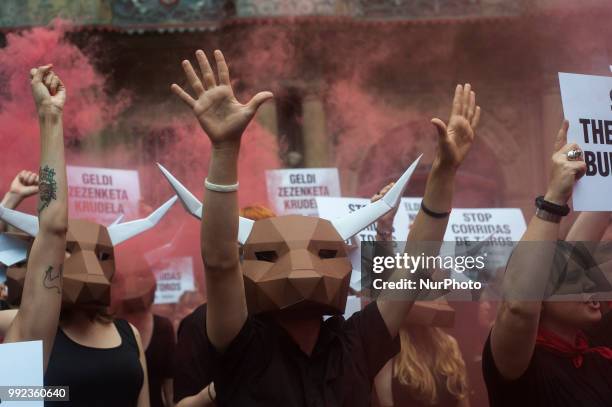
0 196 177 308
158 158 421 315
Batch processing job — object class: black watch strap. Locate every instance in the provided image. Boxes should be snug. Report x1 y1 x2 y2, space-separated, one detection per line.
535 196 570 216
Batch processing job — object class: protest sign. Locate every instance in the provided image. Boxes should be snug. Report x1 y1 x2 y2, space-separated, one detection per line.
444 208 526 242
152 257 195 304
559 72 612 210
67 166 141 225
266 168 341 216
0 340 43 406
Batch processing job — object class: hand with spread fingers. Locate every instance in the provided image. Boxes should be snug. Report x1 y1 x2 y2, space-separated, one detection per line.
431 84 481 171
171 49 274 147
30 64 66 117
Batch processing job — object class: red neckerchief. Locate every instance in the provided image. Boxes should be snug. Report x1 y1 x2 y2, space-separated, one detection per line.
536 328 612 368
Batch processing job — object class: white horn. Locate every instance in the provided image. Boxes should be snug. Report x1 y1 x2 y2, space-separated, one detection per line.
0 205 39 236
332 154 422 240
157 163 254 245
107 196 178 246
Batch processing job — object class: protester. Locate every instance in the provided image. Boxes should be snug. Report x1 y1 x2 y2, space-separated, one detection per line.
168 47 480 405
0 67 177 403
1 65 68 373
114 264 176 407
374 324 469 407
483 121 612 406
173 205 275 407
372 188 470 407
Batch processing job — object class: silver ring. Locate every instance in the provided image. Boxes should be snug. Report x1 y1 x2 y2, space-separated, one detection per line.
567 149 582 160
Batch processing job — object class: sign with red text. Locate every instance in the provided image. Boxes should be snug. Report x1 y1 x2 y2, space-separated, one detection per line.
559 72 612 210
153 257 195 304
266 168 341 216
67 166 141 225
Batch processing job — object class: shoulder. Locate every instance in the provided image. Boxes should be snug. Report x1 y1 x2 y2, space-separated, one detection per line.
178 304 206 338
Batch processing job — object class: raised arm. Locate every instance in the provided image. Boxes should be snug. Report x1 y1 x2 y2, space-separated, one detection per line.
4 65 68 371
490 121 586 380
0 171 39 232
565 211 611 242
170 50 273 350
377 84 480 337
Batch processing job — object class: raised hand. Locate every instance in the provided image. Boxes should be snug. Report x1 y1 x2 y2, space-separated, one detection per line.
171 50 273 147
30 65 66 116
10 170 39 199
431 84 481 171
544 120 587 205
372 182 398 232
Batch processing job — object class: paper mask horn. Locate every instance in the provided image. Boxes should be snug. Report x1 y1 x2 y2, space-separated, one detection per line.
158 154 422 242
0 196 178 244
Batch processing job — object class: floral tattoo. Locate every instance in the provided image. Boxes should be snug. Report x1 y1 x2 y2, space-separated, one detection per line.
38 165 57 213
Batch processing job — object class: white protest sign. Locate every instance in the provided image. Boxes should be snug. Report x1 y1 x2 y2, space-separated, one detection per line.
266 168 341 216
0 340 43 407
444 208 526 242
67 166 141 225
559 72 612 211
153 257 195 304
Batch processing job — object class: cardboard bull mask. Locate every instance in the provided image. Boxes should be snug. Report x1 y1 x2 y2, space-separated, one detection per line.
0 196 177 307
158 156 422 316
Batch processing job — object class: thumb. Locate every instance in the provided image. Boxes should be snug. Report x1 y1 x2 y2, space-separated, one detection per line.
246 91 274 113
431 118 447 140
30 64 53 83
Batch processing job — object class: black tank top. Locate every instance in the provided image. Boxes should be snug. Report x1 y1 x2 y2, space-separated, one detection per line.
45 319 144 407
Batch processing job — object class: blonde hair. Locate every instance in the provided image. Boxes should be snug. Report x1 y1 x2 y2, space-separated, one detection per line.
393 326 468 405
240 205 276 221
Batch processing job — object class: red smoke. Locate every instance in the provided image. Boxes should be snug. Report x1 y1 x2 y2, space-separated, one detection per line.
0 20 128 201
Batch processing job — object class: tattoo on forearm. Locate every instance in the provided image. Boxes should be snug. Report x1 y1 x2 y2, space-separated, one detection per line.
43 265 62 294
38 165 57 213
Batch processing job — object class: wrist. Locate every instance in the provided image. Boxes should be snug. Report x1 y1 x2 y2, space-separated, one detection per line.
38 108 62 123
543 190 568 206
431 158 458 178
1 191 22 209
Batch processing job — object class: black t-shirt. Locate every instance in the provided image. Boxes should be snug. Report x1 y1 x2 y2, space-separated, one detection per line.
146 315 175 407
173 304 213 403
588 311 612 347
208 301 400 407
45 319 144 407
482 334 612 407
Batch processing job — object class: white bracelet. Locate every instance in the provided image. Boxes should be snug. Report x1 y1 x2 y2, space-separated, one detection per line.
204 178 239 192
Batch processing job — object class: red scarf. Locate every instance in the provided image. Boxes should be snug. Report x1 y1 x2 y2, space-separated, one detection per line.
536 328 612 368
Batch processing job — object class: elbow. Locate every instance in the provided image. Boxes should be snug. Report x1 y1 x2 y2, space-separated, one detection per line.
201 240 240 275
39 212 68 236
202 255 240 275
501 301 541 323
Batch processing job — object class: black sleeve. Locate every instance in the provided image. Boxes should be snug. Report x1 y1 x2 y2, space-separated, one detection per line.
173 308 212 403
206 316 272 392
344 301 401 380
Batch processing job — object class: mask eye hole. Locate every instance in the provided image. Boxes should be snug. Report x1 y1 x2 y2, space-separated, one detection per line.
255 251 278 263
98 252 111 261
318 249 337 259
